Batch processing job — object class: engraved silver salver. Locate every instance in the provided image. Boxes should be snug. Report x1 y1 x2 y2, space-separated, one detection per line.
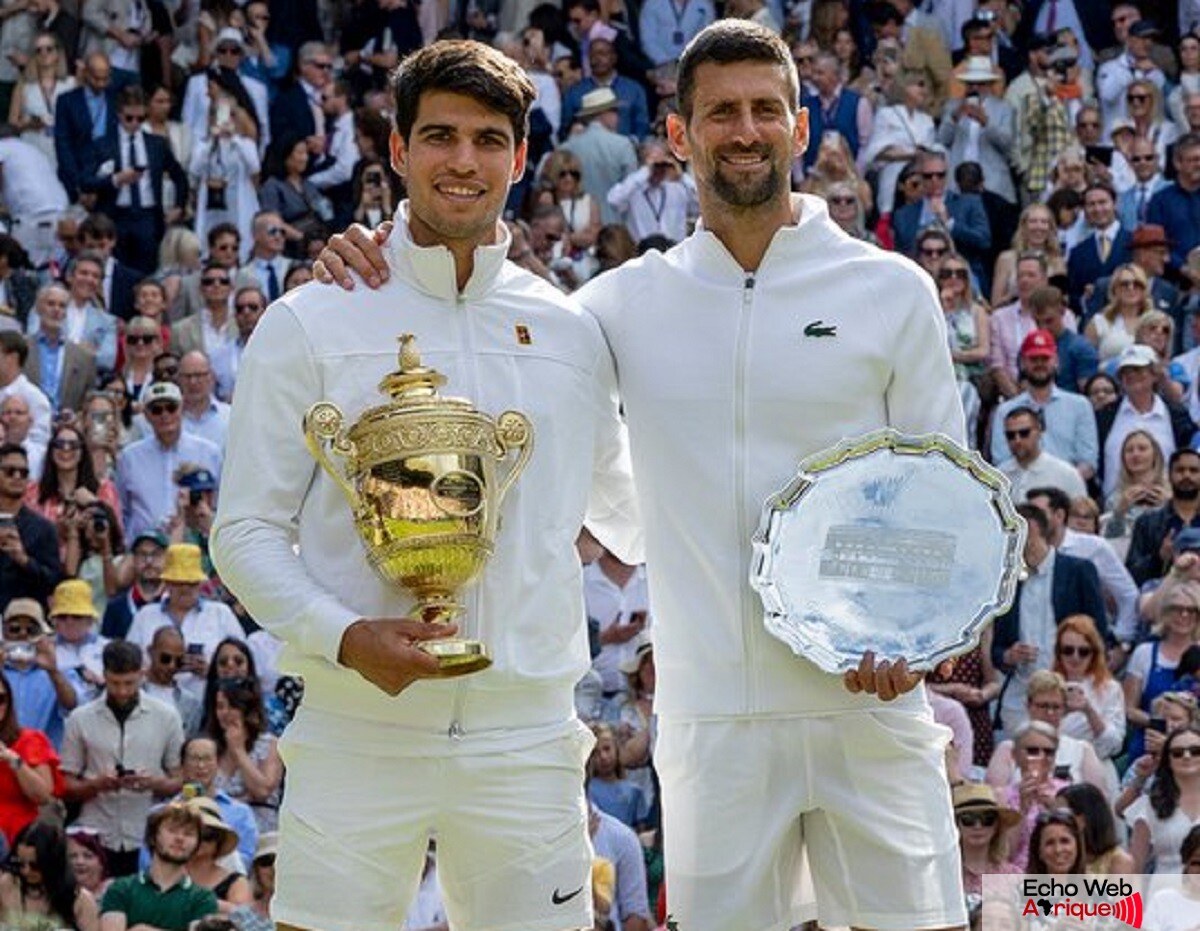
750 429 1026 674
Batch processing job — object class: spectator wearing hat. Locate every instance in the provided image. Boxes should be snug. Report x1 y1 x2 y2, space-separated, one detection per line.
866 2 952 115
1127 450 1200 587
1088 224 1182 344
939 57 1017 210
952 782 1021 897
559 87 638 226
1029 285 1098 392
124 544 242 701
997 405 1087 502
180 29 271 158
611 632 657 822
101 528 165 640
1098 346 1197 500
116 380 222 546
1097 18 1168 137
229 830 275 931
184 795 251 912
987 251 1055 399
989 328 1098 480
169 466 220 585
949 18 1020 96
141 627 204 740
176 352 229 454
50 578 106 706
0 664 60 849
0 442 61 610
99 800 218 928
62 639 184 879
2 594 76 750
560 37 649 144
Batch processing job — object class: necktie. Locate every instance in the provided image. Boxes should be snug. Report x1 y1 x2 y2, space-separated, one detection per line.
1046 0 1058 33
1137 185 1148 222
265 262 280 302
128 135 141 208
1098 232 1110 263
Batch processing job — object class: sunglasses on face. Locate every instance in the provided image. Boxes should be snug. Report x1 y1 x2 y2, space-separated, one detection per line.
956 810 998 828
827 196 857 206
157 652 183 666
154 366 178 379
1077 120 1100 128
121 113 145 123
266 227 285 237
50 439 80 451
201 276 230 286
307 61 333 71
1058 645 1093 658
0 465 29 478
938 268 968 280
1130 155 1157 163
217 45 242 55
558 169 581 180
146 403 178 416
1168 605 1200 616
1005 428 1033 440
235 302 263 313
1128 94 1150 103
1022 745 1057 757
1171 745 1200 759
922 171 947 180
34 45 55 53
126 333 156 345
920 247 948 258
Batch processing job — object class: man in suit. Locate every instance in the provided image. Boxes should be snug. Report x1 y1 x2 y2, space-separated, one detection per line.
801 52 872 170
233 212 291 303
54 52 117 204
1118 137 1170 231
173 263 235 361
1126 448 1200 586
22 283 98 414
1085 224 1183 344
990 501 1106 735
175 224 240 323
269 41 332 159
559 87 638 225
79 86 188 276
1066 182 1132 308
78 214 138 322
938 58 1017 207
892 147 991 282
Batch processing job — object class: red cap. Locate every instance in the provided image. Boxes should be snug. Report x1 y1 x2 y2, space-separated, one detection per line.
1020 329 1058 358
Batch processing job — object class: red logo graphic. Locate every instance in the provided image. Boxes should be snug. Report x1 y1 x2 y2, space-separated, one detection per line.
1112 892 1142 928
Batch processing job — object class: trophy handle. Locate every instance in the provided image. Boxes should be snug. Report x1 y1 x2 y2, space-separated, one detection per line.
494 411 534 510
303 402 360 508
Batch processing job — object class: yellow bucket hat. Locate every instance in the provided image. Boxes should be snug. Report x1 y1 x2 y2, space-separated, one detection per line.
160 544 207 584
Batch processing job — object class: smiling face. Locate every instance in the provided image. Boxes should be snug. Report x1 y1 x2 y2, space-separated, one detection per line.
1122 431 1158 476
391 90 526 255
668 60 805 215
1038 823 1079 874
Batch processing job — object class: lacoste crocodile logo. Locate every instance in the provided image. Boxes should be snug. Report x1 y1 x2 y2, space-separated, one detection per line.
804 320 837 338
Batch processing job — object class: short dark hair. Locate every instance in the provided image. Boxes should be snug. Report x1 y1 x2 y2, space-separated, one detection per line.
1083 181 1117 203
103 639 143 674
71 250 105 276
1004 405 1044 430
676 20 796 122
1016 501 1049 538
207 222 239 247
117 84 146 110
1027 486 1071 517
0 442 28 462
392 40 536 146
1029 285 1064 312
78 213 116 242
1170 447 1200 470
0 331 27 366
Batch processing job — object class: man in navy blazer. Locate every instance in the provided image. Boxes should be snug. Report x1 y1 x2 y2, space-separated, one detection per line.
269 41 333 156
54 52 118 203
892 148 991 282
80 87 189 275
1066 182 1132 309
990 503 1106 731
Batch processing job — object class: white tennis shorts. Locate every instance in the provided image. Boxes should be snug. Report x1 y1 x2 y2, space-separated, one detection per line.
655 709 967 931
272 714 596 931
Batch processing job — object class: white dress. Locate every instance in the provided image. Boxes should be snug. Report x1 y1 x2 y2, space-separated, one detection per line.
190 135 261 263
1126 795 1200 873
18 77 75 167
862 104 936 215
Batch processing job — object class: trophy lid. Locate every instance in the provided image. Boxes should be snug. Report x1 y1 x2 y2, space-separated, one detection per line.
379 334 449 400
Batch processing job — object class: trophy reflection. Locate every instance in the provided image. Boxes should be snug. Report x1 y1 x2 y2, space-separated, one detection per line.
303 334 533 677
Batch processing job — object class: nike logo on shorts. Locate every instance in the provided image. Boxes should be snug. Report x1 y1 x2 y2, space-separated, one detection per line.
551 885 585 905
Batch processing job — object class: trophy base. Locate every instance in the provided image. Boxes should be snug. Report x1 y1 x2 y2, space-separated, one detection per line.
420 638 493 677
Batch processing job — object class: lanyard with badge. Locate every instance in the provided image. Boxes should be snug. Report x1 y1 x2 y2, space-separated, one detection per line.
669 0 689 46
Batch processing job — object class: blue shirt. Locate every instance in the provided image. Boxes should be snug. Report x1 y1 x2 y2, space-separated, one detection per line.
588 777 647 828
1054 330 1100 393
34 335 64 411
7 663 67 748
991 385 1100 471
116 433 222 545
1146 182 1200 271
638 0 715 66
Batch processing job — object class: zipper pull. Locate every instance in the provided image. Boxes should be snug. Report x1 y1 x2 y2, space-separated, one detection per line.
448 721 464 740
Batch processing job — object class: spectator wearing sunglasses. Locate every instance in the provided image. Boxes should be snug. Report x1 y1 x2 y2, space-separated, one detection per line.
0 443 61 609
141 627 202 739
1051 614 1126 782
1129 724 1200 873
952 782 1020 898
232 212 291 305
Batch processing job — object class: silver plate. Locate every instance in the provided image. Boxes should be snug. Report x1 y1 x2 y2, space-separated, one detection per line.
750 430 1026 674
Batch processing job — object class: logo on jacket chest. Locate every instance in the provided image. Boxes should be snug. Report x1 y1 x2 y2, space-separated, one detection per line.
803 319 837 338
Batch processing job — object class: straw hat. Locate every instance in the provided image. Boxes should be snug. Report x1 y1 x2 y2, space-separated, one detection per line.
618 632 653 675
3 598 49 635
50 579 98 619
161 543 207 584
958 56 1002 84
577 87 619 119
952 782 1021 829
253 832 278 864
186 796 239 858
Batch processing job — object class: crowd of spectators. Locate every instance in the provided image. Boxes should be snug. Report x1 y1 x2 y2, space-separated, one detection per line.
5 0 1200 928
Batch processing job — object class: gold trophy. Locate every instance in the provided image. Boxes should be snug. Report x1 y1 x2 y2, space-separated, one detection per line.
303 334 533 677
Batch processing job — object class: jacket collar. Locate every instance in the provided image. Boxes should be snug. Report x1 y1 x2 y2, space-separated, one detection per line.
687 193 838 279
387 201 511 302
